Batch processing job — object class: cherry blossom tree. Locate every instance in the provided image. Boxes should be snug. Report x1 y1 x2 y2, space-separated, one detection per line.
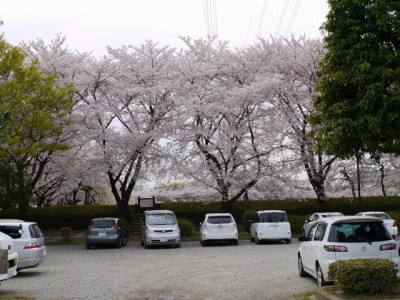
260 37 337 202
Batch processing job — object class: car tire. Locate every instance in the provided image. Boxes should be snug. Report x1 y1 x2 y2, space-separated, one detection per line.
317 264 327 287
297 254 308 277
175 243 181 248
286 238 291 244
201 240 207 247
86 244 91 250
116 238 122 249
255 235 262 245
144 240 150 249
232 239 238 246
250 237 255 242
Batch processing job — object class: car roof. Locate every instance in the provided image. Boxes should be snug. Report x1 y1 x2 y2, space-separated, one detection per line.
357 211 387 215
256 210 287 214
314 212 343 215
205 213 233 217
145 210 174 214
0 219 36 225
321 216 383 224
91 217 118 220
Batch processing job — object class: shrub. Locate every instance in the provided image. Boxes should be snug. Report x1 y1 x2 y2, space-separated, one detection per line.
329 258 399 293
241 210 257 232
59 227 73 241
178 218 193 238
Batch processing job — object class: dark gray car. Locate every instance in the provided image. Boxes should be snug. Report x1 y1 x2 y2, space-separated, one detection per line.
86 217 128 249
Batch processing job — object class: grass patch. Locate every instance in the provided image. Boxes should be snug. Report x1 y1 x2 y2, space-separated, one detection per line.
293 291 315 300
324 286 400 299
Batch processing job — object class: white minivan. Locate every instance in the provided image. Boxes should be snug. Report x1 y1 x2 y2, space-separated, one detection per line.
0 231 18 281
140 210 181 248
250 210 291 244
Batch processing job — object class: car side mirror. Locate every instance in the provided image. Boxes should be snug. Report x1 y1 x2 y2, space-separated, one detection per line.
298 236 306 242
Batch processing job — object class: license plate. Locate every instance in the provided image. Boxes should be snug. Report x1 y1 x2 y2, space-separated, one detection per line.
98 232 106 236
160 238 167 242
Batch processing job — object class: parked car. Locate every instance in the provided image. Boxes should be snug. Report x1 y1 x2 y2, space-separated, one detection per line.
140 210 180 248
356 211 398 239
0 219 46 271
302 212 344 236
0 231 18 281
200 213 238 246
86 217 128 249
250 210 291 244
297 216 400 287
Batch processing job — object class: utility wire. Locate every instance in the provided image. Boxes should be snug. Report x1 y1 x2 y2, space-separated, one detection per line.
245 0 255 45
257 0 268 37
284 0 302 37
276 0 290 35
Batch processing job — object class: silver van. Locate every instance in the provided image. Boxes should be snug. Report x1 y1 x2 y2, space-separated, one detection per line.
140 210 180 248
0 219 46 271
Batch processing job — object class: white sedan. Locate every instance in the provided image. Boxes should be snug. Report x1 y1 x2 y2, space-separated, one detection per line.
298 216 400 287
356 211 398 239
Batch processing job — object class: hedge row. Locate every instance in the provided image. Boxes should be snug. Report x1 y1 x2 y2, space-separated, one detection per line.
1 196 399 234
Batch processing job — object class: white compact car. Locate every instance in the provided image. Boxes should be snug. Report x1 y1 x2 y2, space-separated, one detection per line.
302 212 344 236
200 213 238 246
140 210 181 248
356 212 398 239
0 219 46 271
298 216 400 287
250 210 291 244
0 231 18 281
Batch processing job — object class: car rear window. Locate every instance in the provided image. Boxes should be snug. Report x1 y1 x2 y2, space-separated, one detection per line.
259 212 287 223
328 221 391 243
206 216 233 224
29 224 43 238
147 214 177 225
91 219 115 228
0 225 22 239
365 213 391 220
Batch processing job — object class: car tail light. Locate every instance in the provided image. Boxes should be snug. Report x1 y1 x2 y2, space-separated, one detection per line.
88 220 93 230
324 245 348 252
393 220 397 227
380 243 397 251
113 219 118 230
24 240 40 249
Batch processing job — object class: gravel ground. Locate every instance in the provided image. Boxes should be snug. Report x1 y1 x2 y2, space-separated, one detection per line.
0 238 317 300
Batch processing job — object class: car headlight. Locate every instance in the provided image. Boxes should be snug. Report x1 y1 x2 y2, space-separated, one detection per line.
145 227 154 234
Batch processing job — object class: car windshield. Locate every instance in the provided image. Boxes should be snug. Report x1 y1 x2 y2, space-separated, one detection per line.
321 213 343 217
260 212 287 223
328 221 391 243
206 216 232 224
91 220 115 228
147 214 176 225
365 213 391 220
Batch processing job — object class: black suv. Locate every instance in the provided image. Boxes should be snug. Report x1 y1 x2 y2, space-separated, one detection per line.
86 217 128 249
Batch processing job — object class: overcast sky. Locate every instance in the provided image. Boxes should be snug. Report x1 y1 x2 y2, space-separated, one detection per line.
2 0 329 56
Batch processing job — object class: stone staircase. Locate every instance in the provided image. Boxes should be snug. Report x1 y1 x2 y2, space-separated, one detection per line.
128 214 142 236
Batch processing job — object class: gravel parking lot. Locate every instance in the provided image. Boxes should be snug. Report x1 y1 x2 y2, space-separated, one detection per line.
0 239 317 300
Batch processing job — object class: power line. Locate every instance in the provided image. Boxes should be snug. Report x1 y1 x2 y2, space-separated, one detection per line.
257 0 268 37
276 0 290 35
285 0 302 37
203 0 217 37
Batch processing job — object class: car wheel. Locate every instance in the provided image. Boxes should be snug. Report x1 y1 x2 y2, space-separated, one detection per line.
297 254 308 277
286 238 291 244
255 234 262 245
175 243 181 248
86 244 91 250
201 240 207 247
250 237 255 242
232 239 238 246
144 240 150 249
317 264 327 287
116 238 122 248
